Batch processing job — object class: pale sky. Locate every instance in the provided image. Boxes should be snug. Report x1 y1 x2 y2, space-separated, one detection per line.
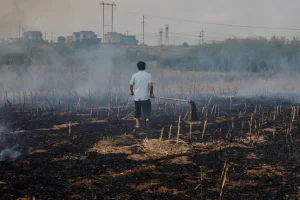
1 0 300 45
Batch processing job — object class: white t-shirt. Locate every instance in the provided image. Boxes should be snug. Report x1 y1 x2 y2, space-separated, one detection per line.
130 71 152 101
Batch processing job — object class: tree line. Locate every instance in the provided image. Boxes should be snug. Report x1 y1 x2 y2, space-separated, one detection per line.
156 36 300 72
1 36 300 73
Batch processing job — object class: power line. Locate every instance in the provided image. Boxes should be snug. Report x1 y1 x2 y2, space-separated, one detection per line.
170 32 198 37
169 32 230 40
118 9 300 31
136 32 223 40
204 30 235 37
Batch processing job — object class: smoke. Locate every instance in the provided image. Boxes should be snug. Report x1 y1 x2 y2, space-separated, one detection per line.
153 38 300 99
72 46 130 95
0 0 38 37
0 125 21 162
0 42 141 106
0 146 21 162
0 36 300 108
0 0 71 38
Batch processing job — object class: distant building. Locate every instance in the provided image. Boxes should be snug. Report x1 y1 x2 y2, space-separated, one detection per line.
105 32 122 44
105 32 138 46
72 31 99 42
23 31 43 41
79 31 97 40
66 36 73 43
72 32 80 41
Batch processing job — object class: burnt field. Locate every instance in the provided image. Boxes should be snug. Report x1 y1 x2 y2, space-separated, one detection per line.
0 91 300 200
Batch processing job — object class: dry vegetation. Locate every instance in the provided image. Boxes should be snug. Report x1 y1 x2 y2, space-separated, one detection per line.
0 70 300 200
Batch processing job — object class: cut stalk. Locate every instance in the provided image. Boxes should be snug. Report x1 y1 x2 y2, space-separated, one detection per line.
108 104 111 118
214 104 217 117
177 116 181 144
249 121 252 141
202 107 205 117
255 120 258 137
210 105 215 117
97 105 100 117
18 92 21 104
189 123 192 139
90 104 93 117
68 121 71 136
286 128 289 144
220 160 227 181
159 127 164 142
202 120 207 139
220 166 229 199
168 125 172 140
280 105 282 114
117 105 120 119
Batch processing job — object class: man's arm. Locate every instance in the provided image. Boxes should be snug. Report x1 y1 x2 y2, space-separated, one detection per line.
130 84 134 95
130 75 135 95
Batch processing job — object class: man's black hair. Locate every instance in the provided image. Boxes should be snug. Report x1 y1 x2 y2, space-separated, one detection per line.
137 61 146 70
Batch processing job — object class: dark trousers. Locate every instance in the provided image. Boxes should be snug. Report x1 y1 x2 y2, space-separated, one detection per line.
134 99 151 120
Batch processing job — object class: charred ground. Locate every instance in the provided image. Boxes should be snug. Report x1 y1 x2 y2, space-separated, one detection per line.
0 93 300 200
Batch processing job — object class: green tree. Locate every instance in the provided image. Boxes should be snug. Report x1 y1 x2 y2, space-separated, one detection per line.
57 36 66 43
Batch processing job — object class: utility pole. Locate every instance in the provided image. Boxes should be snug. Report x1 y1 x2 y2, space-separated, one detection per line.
100 2 105 41
45 32 47 41
165 24 169 45
159 28 163 45
198 29 204 44
18 20 21 40
142 16 146 44
100 2 117 42
202 29 204 44
111 2 116 32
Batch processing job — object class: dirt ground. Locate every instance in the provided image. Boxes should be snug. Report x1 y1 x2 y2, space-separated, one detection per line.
0 95 300 200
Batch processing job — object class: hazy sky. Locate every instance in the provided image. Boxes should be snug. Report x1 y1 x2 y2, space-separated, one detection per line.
1 0 300 45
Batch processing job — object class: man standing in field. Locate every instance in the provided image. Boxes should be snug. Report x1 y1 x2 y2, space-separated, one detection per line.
130 61 154 129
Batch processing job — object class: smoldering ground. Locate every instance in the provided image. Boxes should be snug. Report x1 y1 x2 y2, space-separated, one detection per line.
0 125 21 162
